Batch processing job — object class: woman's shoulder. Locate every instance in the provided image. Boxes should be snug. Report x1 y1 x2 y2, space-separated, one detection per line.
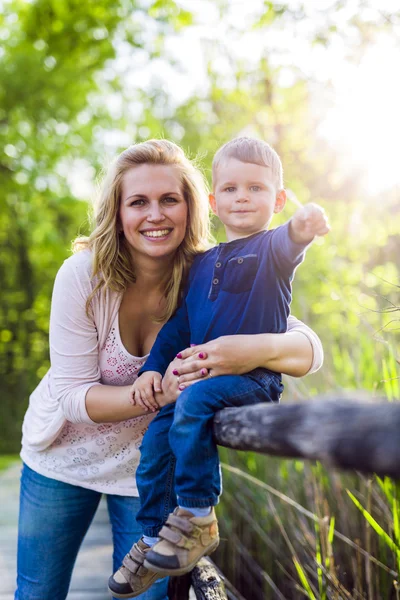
57 249 93 281
53 249 96 300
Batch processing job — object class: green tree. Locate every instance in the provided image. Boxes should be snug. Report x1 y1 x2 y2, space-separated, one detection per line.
0 0 193 451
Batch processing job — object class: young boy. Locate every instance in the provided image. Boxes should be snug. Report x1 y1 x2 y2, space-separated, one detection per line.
109 137 329 598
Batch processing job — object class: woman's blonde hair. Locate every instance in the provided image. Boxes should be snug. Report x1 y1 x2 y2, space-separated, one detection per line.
74 139 211 321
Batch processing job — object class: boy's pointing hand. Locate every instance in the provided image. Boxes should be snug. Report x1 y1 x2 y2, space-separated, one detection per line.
289 202 330 244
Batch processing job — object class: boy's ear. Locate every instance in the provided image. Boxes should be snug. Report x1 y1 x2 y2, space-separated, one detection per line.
209 194 217 215
274 189 287 214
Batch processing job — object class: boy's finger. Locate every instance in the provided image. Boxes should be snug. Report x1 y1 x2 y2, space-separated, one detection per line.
135 391 148 411
144 386 158 411
153 375 162 393
317 224 331 236
145 385 154 399
146 399 158 412
148 392 159 411
141 394 154 412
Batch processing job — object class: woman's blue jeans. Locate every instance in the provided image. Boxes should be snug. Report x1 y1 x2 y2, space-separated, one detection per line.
15 463 168 600
136 369 282 535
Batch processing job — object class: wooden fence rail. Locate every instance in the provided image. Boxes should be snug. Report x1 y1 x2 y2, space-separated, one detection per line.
213 397 400 478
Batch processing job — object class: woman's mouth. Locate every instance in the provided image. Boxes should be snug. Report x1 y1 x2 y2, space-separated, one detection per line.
140 228 172 240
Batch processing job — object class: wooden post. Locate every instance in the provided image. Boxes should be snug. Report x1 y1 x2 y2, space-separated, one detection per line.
168 558 228 600
213 398 400 478
191 558 227 599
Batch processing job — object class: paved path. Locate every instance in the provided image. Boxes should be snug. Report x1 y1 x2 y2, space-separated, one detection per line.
0 463 113 600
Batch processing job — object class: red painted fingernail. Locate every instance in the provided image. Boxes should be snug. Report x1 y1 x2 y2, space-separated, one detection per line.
201 368 207 376
199 353 205 359
179 384 185 391
176 353 182 359
172 369 179 376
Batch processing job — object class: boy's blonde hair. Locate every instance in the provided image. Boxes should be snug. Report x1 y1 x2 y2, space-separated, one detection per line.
74 139 211 322
212 136 284 190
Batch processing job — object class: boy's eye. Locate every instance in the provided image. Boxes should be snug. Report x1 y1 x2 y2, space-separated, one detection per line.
250 185 262 192
225 186 236 192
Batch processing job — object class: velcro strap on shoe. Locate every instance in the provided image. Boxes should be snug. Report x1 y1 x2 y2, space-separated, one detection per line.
130 544 146 562
136 565 149 576
123 554 141 574
122 544 146 574
159 525 182 545
158 524 193 548
166 514 194 534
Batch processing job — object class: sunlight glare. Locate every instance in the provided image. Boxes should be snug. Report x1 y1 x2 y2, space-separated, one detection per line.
318 40 400 194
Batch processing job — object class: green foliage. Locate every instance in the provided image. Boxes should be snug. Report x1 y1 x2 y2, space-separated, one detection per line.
0 0 191 451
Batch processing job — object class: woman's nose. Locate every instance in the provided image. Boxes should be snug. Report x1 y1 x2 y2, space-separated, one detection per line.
147 203 166 222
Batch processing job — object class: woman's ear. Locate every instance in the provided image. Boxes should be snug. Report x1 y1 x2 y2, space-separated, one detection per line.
209 194 217 215
274 189 287 214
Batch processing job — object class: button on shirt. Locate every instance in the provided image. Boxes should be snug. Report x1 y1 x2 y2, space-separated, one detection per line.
142 222 308 376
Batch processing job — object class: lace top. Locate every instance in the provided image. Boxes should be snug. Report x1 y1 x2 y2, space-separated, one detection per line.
21 312 155 496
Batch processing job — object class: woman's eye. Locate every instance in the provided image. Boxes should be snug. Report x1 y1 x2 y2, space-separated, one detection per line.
163 196 178 204
130 198 146 206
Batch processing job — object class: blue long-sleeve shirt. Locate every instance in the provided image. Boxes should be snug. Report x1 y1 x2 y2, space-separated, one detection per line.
141 222 307 376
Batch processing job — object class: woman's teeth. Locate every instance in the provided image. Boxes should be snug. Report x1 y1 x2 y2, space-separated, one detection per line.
142 229 170 238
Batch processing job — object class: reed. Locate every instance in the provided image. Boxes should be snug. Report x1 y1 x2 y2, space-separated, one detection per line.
215 338 399 599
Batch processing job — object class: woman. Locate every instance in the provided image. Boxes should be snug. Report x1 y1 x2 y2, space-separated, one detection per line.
16 139 323 600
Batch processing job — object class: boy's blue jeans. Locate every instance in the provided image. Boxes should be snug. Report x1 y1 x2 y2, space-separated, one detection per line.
15 463 168 600
136 369 283 536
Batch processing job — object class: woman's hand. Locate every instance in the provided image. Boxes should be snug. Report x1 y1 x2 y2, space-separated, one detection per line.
154 359 184 407
168 325 318 392
175 336 259 387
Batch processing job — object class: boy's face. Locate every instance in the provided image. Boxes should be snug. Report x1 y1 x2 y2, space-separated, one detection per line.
210 158 286 242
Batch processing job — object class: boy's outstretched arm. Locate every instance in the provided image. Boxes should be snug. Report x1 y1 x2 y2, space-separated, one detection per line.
289 202 330 244
130 371 162 413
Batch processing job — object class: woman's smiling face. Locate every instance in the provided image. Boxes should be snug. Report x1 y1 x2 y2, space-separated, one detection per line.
120 164 188 262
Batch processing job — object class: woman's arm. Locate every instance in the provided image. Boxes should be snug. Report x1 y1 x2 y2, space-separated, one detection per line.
286 314 323 374
172 315 323 384
50 255 179 424
85 385 149 423
86 360 181 422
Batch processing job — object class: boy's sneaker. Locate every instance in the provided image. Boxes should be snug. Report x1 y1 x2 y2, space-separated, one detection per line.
143 507 219 576
108 538 161 599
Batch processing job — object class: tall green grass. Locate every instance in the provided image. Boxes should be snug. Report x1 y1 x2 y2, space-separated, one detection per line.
215 337 399 599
